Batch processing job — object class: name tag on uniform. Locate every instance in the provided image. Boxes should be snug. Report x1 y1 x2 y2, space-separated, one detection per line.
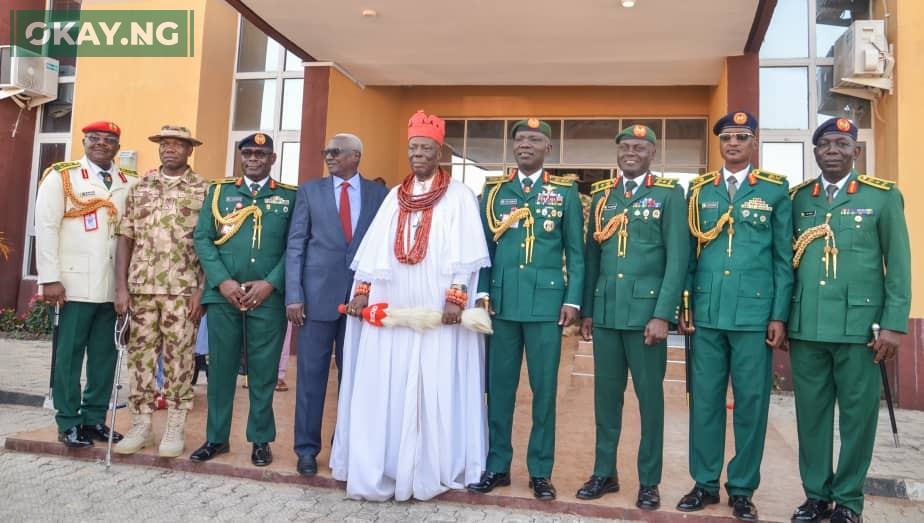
701 201 719 209
500 198 518 205
800 210 816 217
84 211 98 231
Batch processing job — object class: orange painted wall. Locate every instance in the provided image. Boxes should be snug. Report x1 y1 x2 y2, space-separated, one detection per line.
70 0 237 179
876 0 924 316
707 61 730 172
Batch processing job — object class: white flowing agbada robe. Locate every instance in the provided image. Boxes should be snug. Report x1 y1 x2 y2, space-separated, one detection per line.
329 177 491 501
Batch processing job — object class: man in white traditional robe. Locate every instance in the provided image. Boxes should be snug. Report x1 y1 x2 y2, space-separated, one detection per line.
329 110 491 501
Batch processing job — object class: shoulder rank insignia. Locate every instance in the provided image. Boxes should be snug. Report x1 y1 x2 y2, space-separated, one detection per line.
857 175 894 191
548 174 574 187
653 177 678 189
483 175 507 185
120 168 138 177
277 181 298 191
52 160 81 172
754 170 786 185
211 177 238 185
689 171 718 190
788 178 816 199
591 178 618 195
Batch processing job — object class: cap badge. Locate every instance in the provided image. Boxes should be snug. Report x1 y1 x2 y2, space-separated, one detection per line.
836 118 851 132
633 125 647 138
254 133 267 145
733 112 748 125
527 118 540 128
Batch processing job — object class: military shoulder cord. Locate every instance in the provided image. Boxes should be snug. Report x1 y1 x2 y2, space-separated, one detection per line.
592 188 629 256
687 182 734 258
59 169 119 224
793 213 837 279
211 184 262 248
484 180 535 263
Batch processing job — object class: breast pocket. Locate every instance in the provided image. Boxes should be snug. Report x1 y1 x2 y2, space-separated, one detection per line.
837 213 875 251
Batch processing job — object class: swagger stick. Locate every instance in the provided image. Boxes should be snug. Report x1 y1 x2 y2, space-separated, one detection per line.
873 323 900 448
683 290 692 409
43 303 61 410
240 285 249 389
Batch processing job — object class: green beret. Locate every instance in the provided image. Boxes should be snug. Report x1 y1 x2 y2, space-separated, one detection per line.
510 118 551 139
615 124 657 145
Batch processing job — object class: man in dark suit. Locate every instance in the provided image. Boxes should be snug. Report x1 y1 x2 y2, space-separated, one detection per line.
285 133 388 476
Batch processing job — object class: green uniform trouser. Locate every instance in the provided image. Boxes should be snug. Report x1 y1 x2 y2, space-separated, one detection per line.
52 301 117 432
689 327 771 497
592 327 666 486
486 319 562 477
205 302 286 443
790 340 880 515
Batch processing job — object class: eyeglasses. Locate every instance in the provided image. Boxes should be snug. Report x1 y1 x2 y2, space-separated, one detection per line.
718 132 755 142
240 149 270 159
322 148 356 157
84 134 120 145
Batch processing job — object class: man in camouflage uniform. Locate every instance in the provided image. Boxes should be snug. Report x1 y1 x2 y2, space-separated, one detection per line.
113 126 208 457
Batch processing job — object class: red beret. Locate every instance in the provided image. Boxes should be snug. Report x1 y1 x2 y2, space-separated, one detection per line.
81 121 121 137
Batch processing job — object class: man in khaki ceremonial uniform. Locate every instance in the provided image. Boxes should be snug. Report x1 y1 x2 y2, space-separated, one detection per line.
577 125 689 510
787 118 911 523
677 111 792 521
35 121 138 447
113 126 209 457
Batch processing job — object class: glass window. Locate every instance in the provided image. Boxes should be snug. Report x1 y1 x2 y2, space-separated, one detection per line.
279 142 300 185
760 67 809 129
40 83 74 133
816 0 870 58
562 120 619 164
237 19 282 72
37 143 67 191
443 120 465 164
661 167 707 194
619 119 663 164
816 66 872 128
285 50 303 71
761 0 809 59
462 164 505 196
762 142 805 181
466 120 504 164
233 79 276 130
280 79 303 130
506 119 561 165
665 119 707 165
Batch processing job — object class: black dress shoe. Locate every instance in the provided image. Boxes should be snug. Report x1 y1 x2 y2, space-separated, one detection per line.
529 477 556 501
189 441 230 462
677 486 720 512
252 442 273 466
296 454 317 476
729 495 758 521
636 485 661 510
58 426 93 448
575 475 619 500
830 505 862 523
80 423 123 443
466 471 510 493
792 498 833 522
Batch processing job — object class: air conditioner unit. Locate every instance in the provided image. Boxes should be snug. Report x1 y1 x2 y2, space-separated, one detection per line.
831 20 894 100
0 45 60 108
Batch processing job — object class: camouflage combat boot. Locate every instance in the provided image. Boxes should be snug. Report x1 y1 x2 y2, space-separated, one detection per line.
158 408 187 458
114 413 153 454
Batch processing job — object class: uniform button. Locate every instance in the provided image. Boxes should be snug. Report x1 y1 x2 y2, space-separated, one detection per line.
519 264 524 269
756 292 761 297
649 290 655 295
820 280 826 286
724 270 731 276
866 298 871 303
524 203 529 207
251 258 256 263
617 273 624 279
521 243 525 248
550 281 555 286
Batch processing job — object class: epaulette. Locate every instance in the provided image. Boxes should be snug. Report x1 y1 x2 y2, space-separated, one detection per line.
484 175 507 185
753 169 785 185
211 177 238 185
277 181 297 191
788 178 816 198
548 174 574 187
653 177 678 189
120 168 138 177
689 171 718 190
590 178 618 195
52 160 81 172
858 175 894 191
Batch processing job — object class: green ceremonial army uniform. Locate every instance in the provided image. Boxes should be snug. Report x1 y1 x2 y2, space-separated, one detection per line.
686 167 793 497
583 173 689 486
789 171 911 514
193 175 296 444
479 170 584 478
